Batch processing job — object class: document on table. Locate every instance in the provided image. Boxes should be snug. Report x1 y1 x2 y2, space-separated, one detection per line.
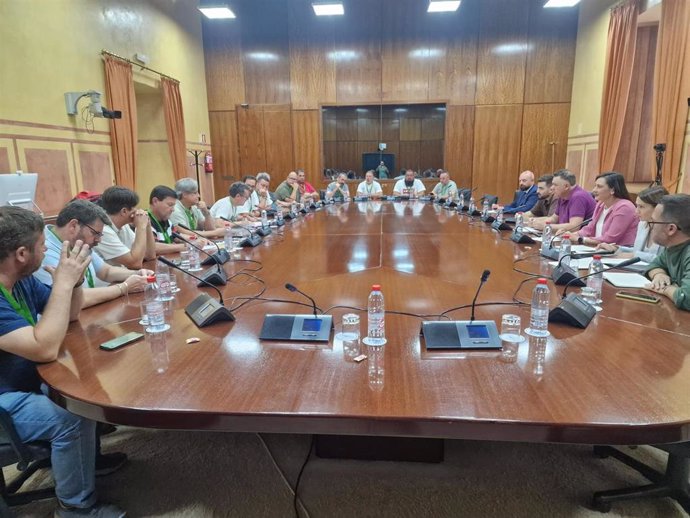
549 258 592 270
602 272 650 288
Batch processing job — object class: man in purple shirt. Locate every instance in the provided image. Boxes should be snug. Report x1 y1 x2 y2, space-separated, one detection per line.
531 169 596 233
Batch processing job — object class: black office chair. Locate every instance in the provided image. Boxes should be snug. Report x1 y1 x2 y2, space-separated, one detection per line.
480 194 498 207
591 443 690 513
0 408 54 516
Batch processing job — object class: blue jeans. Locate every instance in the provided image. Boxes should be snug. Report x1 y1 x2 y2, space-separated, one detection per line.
0 389 97 509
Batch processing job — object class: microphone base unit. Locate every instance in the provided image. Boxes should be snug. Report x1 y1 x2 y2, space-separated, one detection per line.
480 214 495 223
201 249 231 266
469 209 482 217
255 226 272 237
458 205 469 212
260 314 333 342
421 320 501 350
274 219 285 227
238 234 263 247
491 220 512 231
548 293 596 329
283 212 296 220
511 230 535 244
551 264 586 287
196 266 228 287
540 248 560 261
185 293 235 327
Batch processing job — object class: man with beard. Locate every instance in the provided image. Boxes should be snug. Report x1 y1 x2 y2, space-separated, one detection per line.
0 206 126 517
495 170 537 214
525 174 556 220
393 169 426 197
297 169 319 203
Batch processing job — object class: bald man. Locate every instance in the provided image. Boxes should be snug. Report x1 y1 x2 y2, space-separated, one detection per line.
274 171 301 208
495 170 538 214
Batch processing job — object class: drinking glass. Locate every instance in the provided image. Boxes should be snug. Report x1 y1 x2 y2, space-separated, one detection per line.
499 314 523 361
341 313 360 360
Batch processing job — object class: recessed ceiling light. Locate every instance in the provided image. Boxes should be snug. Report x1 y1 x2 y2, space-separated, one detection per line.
427 1 461 13
198 5 236 19
312 2 344 16
544 0 580 7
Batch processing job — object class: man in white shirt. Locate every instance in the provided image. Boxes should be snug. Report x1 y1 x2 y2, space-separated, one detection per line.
253 172 274 214
209 182 251 224
356 170 383 199
432 171 457 202
95 186 156 269
393 169 426 197
236 175 259 220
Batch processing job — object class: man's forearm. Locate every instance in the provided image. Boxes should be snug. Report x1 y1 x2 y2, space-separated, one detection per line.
35 283 78 352
129 227 149 266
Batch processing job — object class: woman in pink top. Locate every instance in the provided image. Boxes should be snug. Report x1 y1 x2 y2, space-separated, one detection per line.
571 172 639 247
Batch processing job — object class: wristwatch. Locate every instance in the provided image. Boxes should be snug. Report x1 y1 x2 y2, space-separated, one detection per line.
577 237 584 245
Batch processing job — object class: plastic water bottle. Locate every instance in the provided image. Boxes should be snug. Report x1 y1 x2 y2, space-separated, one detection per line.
515 212 524 232
482 200 489 217
459 192 465 209
144 275 159 303
528 278 550 337
468 197 476 214
261 210 268 228
558 233 572 268
223 223 233 251
187 236 201 271
586 255 604 304
541 224 552 254
496 207 504 223
366 284 386 346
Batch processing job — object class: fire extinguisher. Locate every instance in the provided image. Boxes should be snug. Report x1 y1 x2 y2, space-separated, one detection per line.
204 152 214 173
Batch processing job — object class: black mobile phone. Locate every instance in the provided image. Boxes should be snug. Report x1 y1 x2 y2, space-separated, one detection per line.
100 331 144 351
615 290 661 304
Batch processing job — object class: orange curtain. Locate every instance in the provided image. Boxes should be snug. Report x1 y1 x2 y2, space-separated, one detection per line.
652 0 690 193
598 0 639 172
161 78 188 181
104 56 137 189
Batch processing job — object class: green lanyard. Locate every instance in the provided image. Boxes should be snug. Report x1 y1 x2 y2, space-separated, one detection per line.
366 183 373 194
0 284 36 327
49 226 94 288
230 203 238 221
148 210 172 244
439 184 450 196
184 207 196 230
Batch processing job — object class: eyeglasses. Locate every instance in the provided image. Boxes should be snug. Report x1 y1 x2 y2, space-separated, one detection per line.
80 222 104 239
648 220 683 231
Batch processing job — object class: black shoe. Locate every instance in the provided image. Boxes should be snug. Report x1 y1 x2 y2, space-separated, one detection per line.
96 423 118 437
55 502 126 517
95 452 128 477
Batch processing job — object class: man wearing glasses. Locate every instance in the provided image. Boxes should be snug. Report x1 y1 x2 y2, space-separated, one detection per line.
645 194 690 310
33 200 151 308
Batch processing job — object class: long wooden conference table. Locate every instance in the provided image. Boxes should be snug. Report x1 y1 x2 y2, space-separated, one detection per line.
39 201 690 446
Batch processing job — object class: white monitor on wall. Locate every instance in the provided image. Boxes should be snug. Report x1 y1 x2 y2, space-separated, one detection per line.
0 172 41 213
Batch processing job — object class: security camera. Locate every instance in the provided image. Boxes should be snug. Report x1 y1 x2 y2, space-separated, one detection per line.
64 90 121 119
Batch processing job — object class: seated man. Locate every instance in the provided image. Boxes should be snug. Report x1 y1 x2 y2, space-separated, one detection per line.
645 194 690 310
393 169 426 197
34 200 150 308
95 186 156 269
210 182 252 225
525 174 556 220
235 175 260 221
0 206 126 518
170 178 225 239
252 172 275 214
431 170 457 202
531 169 596 233
326 173 351 201
148 185 187 255
356 170 383 199
297 169 319 202
497 170 537 214
273 171 301 207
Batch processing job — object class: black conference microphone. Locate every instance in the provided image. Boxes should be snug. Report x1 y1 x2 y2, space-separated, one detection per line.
469 269 491 322
176 223 230 266
171 231 227 286
549 257 642 330
285 283 319 317
219 217 262 247
157 257 234 327
547 218 593 249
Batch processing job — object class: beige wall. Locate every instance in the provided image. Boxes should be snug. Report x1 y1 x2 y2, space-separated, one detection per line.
0 0 212 215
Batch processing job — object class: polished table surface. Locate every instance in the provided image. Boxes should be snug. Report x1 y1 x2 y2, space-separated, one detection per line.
39 202 690 445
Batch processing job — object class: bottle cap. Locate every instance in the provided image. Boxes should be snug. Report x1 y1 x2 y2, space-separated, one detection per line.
593 255 601 260
372 284 381 291
537 278 548 285
147 275 156 283
563 233 570 238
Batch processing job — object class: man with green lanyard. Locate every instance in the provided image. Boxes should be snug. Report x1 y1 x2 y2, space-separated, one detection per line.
147 185 187 255
0 206 126 518
209 182 252 225
356 170 383 199
33 200 151 309
170 178 225 239
432 170 458 202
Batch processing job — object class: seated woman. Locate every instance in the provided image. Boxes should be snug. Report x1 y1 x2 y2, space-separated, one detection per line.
570 172 638 247
597 185 668 262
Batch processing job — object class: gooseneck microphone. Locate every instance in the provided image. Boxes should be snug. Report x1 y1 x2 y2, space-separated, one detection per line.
219 217 263 247
548 218 592 249
176 223 229 265
285 283 319 317
169 233 228 286
561 257 641 298
469 269 491 322
157 256 234 327
172 230 220 265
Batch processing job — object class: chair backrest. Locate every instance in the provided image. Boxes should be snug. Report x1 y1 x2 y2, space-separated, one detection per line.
481 194 499 206
457 188 473 202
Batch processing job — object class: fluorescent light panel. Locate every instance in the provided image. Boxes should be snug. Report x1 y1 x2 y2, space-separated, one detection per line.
198 6 236 19
312 2 344 16
543 0 580 7
427 1 461 13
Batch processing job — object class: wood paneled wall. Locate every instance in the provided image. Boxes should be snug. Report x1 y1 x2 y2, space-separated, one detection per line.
204 0 578 204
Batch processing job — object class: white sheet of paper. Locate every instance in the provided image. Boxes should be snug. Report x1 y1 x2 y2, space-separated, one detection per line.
602 272 650 288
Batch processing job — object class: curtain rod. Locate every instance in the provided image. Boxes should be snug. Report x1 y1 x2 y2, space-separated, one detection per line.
101 50 179 83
